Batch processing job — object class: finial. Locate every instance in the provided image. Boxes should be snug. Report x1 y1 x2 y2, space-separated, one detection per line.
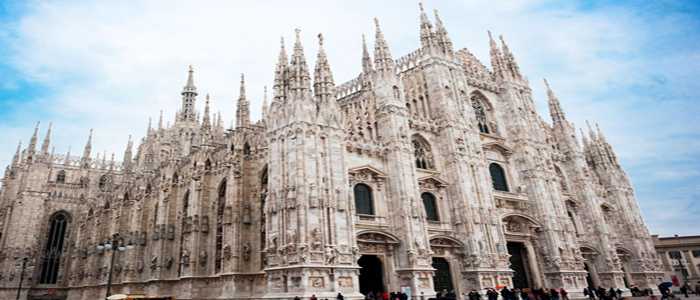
374 17 381 31
295 28 301 42
419 2 425 12
543 78 551 90
318 33 324 47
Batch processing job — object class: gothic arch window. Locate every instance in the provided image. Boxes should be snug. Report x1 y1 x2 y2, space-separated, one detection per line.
354 183 374 215
215 179 227 273
422 192 439 221
172 172 179 184
98 175 109 191
153 202 159 231
178 191 190 276
567 210 580 235
205 159 212 171
412 134 435 170
39 211 70 284
56 170 66 184
470 91 495 134
489 163 509 192
554 165 569 192
243 142 251 156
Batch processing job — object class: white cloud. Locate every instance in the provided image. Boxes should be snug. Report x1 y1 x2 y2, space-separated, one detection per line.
1 0 698 235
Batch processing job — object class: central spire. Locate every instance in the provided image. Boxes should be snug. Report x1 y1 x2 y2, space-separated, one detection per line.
288 29 311 95
236 74 250 128
180 65 198 122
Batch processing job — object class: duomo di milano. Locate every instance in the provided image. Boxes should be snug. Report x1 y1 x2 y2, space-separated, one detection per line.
0 4 664 300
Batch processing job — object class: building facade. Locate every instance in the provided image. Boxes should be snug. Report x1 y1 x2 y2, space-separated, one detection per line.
0 4 663 300
653 235 700 290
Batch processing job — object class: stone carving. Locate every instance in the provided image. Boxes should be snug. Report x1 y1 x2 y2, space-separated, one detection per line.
242 242 251 261
199 250 208 267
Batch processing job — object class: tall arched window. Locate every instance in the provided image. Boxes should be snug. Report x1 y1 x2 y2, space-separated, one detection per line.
215 179 227 273
243 142 251 155
56 170 66 184
98 175 109 191
470 92 494 134
554 165 568 192
422 192 439 221
412 134 435 170
39 211 70 284
354 184 374 215
178 190 190 276
489 163 509 192
567 210 580 235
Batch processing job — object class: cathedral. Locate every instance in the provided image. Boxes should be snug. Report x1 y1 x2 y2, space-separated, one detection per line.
0 4 664 300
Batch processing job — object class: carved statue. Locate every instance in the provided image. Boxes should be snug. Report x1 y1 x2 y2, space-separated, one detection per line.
242 242 251 261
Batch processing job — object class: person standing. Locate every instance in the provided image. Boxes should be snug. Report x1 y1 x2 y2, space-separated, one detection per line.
311 295 318 300
487 288 498 300
560 288 568 300
337 293 345 300
468 290 482 300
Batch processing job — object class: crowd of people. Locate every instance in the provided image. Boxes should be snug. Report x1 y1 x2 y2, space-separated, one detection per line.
303 282 700 300
466 287 569 300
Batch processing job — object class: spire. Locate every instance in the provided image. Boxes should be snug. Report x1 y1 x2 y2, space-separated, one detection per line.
236 74 251 127
40 122 52 157
158 110 164 130
64 146 71 165
544 79 566 124
585 120 597 141
180 65 198 122
11 141 21 167
418 2 435 49
488 31 505 78
147 117 153 136
373 18 395 74
361 34 374 74
185 65 196 90
499 35 522 79
81 129 93 168
433 8 453 55
123 135 133 171
202 94 212 130
273 37 288 102
262 86 269 120
288 29 312 94
27 122 40 160
314 33 335 102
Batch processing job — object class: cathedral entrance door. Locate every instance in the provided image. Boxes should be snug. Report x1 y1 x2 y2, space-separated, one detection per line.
507 241 531 289
432 257 454 292
584 263 595 289
359 255 385 295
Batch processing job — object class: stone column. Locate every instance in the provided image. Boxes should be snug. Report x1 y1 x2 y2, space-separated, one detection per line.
682 250 699 280
524 242 543 288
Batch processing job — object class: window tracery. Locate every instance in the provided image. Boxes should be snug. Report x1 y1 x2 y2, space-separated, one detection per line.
470 92 495 134
412 135 435 170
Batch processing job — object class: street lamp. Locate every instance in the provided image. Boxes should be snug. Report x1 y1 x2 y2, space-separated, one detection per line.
97 233 134 300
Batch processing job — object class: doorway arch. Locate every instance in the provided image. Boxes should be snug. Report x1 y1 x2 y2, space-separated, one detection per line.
359 255 385 295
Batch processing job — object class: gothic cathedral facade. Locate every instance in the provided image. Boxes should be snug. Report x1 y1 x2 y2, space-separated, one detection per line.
0 4 663 300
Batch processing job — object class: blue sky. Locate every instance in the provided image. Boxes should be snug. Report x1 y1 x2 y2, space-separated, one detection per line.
0 0 698 236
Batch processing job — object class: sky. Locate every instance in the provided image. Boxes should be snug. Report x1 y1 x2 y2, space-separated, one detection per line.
0 0 698 236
